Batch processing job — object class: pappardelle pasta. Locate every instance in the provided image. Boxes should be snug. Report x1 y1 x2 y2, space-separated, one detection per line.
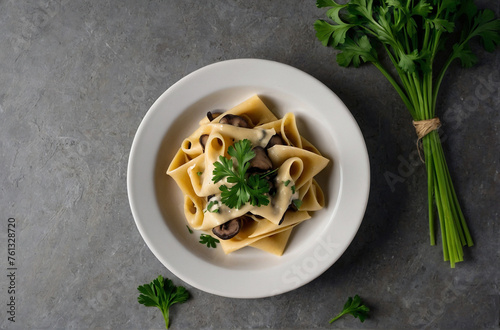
167 95 329 256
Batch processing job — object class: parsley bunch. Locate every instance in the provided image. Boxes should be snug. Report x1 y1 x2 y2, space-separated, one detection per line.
137 275 189 329
212 139 271 209
315 0 500 267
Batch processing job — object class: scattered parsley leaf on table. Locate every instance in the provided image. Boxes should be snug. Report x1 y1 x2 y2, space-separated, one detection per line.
137 275 189 329
329 294 370 324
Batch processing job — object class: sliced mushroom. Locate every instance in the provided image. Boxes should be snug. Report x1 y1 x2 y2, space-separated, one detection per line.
212 218 242 240
207 111 222 122
249 146 273 172
266 134 286 149
219 114 250 128
199 134 209 152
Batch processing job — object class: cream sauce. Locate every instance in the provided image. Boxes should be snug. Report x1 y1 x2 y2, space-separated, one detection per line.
202 166 296 226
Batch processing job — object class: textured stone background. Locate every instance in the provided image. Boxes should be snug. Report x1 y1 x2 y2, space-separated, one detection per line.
1 0 499 329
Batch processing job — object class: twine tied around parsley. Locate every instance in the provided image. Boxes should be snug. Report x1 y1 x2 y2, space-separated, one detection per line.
413 117 441 163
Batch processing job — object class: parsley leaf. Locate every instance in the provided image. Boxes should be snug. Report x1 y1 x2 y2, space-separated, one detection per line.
428 18 455 32
212 155 235 183
206 200 220 213
468 9 500 52
137 275 189 329
212 139 271 209
247 173 271 206
314 19 354 47
292 199 302 209
412 1 432 18
329 294 370 324
199 234 219 248
228 138 255 176
453 43 477 67
336 35 378 68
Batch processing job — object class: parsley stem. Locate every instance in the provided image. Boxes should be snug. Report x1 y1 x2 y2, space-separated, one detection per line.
411 73 425 115
422 20 431 51
372 61 415 118
432 146 448 262
424 136 436 246
425 72 433 118
328 312 346 324
163 308 170 329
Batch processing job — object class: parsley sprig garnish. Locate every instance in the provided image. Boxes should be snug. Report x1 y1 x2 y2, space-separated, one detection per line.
212 139 271 209
329 294 369 324
137 275 189 329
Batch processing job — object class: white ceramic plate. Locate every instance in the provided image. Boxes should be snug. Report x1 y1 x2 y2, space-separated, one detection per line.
127 59 370 298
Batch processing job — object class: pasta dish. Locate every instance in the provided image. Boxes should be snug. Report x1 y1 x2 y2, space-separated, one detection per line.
167 95 329 255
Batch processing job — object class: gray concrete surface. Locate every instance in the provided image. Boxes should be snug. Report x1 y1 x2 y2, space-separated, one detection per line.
1 0 499 329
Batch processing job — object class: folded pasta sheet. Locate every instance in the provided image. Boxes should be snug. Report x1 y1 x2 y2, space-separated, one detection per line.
167 95 329 256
